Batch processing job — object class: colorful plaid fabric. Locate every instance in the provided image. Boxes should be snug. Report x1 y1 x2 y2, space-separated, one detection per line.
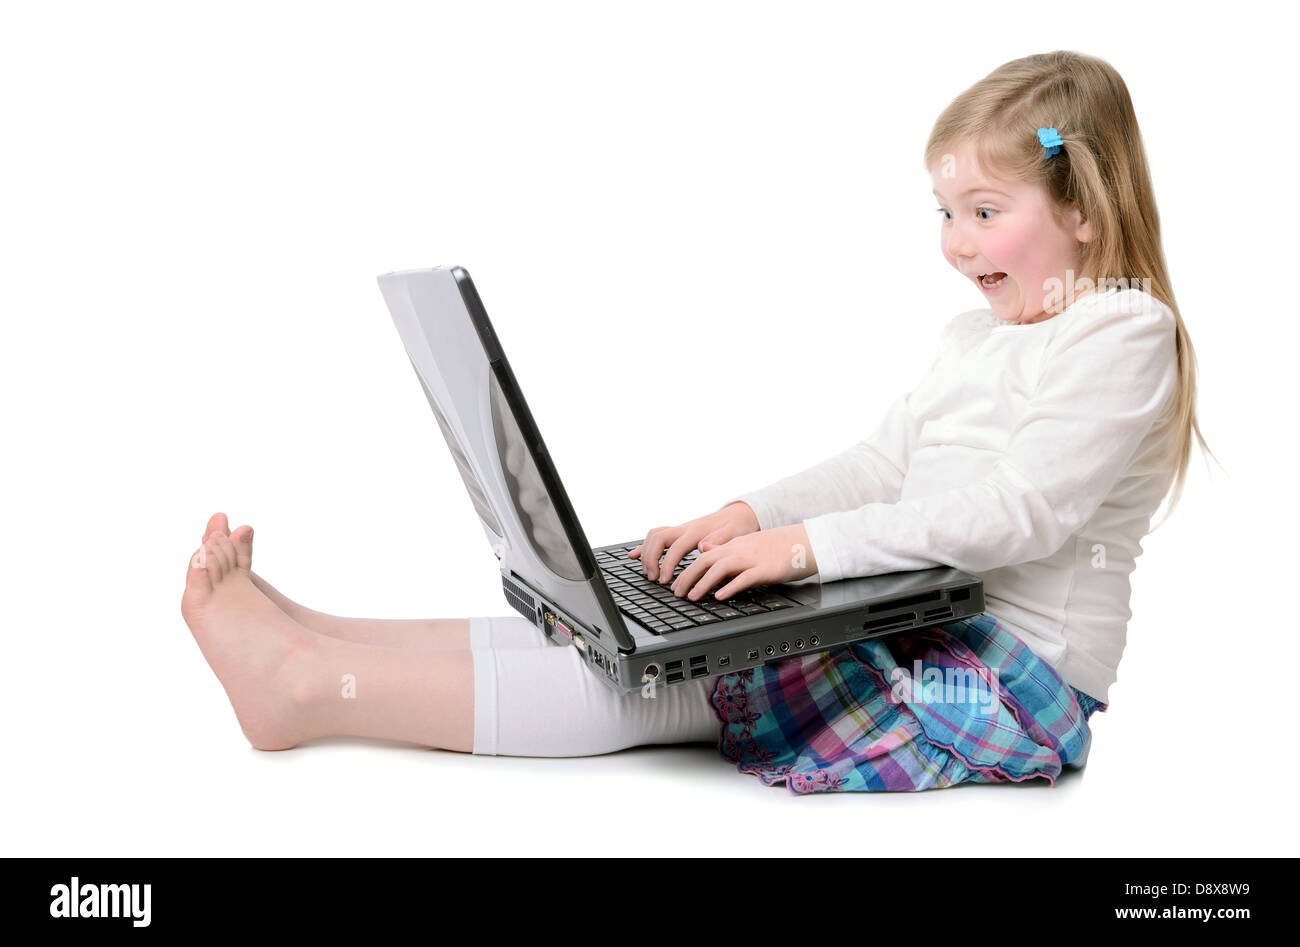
708 613 1106 794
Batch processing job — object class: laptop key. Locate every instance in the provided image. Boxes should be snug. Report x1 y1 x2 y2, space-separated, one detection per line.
782 588 819 605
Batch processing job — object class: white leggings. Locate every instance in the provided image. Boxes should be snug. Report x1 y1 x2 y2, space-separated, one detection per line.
469 616 720 757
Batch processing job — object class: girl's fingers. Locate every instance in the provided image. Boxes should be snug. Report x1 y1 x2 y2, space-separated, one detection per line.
653 534 686 583
658 537 696 584
715 567 760 601
684 559 732 602
672 550 713 597
641 531 673 580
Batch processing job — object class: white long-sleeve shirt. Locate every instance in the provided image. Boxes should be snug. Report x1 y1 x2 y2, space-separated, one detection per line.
726 287 1180 704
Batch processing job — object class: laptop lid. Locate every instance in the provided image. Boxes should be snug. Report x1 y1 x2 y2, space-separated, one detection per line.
377 265 637 651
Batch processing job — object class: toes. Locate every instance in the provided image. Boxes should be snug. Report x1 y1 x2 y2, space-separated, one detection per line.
203 538 225 581
213 532 237 574
231 525 253 573
203 512 230 543
183 545 214 610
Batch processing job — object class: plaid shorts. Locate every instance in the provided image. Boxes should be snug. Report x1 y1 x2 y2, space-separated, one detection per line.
709 613 1106 794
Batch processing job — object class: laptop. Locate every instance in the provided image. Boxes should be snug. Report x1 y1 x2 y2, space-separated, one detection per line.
377 265 985 695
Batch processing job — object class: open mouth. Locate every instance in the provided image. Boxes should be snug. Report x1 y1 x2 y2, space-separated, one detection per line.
979 272 1008 288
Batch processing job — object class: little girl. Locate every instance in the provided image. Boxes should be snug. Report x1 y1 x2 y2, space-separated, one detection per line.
181 50 1209 793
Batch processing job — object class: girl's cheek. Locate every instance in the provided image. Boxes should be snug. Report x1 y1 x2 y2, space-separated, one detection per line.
982 228 1024 272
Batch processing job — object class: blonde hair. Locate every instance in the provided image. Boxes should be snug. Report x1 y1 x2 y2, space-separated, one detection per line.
924 50 1216 528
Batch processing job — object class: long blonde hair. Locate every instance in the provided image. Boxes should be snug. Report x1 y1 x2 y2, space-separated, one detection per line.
924 51 1216 527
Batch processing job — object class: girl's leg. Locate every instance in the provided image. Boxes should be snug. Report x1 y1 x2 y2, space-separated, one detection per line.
472 622 719 757
250 569 471 650
182 529 473 751
183 518 718 756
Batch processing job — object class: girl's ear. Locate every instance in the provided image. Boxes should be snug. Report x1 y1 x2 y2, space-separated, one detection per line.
1069 203 1093 244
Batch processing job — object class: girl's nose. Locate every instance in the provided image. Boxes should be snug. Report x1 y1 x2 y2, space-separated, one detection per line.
945 220 976 260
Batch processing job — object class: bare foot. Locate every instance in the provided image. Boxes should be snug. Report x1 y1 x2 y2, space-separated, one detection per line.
199 512 322 630
180 527 324 750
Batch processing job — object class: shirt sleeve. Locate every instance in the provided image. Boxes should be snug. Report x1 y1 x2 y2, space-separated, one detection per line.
721 384 921 532
800 293 1179 584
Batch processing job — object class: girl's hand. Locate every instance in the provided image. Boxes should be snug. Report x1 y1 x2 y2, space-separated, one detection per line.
629 501 760 583
669 523 819 602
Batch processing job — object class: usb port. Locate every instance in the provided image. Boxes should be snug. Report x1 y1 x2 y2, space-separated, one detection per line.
667 670 685 684
666 660 683 671
690 666 709 679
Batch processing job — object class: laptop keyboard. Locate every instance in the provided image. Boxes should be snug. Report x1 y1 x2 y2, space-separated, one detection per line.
594 543 814 635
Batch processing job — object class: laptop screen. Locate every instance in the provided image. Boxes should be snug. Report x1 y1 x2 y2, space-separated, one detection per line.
379 266 633 650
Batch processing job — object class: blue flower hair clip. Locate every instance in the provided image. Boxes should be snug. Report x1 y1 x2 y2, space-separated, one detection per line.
1038 127 1063 158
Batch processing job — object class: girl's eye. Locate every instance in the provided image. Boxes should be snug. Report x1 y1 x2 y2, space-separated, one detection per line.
976 207 997 221
935 208 951 221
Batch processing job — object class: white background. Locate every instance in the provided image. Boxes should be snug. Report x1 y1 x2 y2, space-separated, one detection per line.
2 0 1295 857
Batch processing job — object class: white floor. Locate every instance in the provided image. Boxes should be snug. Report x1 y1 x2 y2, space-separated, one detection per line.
13 705 1283 858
